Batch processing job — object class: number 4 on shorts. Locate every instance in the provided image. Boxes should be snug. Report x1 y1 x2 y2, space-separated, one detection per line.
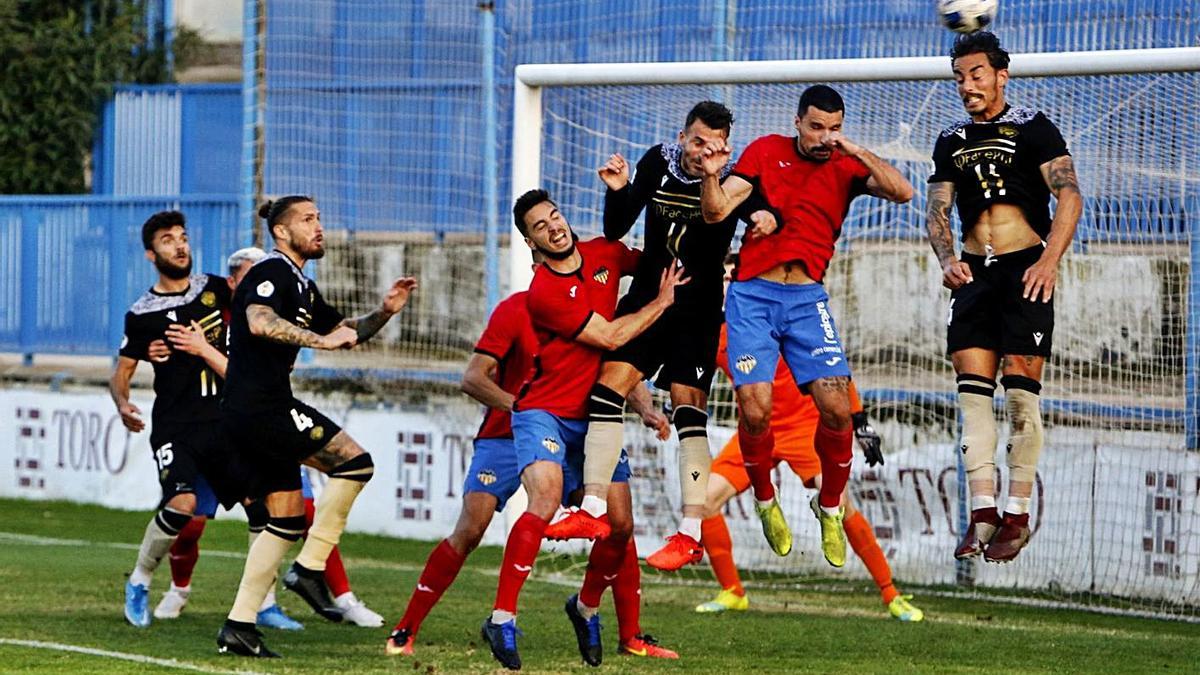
290 408 314 432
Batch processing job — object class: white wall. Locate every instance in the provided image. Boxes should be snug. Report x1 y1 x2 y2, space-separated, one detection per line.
176 0 243 42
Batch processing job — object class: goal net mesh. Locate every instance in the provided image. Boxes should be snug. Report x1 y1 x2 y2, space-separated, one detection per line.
532 72 1198 619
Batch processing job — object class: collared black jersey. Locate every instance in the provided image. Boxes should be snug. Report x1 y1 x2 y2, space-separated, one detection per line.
119 274 230 427
222 250 344 414
929 105 1070 240
603 143 766 311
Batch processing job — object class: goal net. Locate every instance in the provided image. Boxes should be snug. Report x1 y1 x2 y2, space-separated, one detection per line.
518 53 1200 619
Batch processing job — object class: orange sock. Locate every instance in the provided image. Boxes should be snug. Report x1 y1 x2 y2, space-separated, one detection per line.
701 514 744 596
844 511 899 604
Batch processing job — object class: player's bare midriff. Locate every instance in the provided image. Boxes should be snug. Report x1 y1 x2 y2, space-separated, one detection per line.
963 203 1042 256
756 260 817 285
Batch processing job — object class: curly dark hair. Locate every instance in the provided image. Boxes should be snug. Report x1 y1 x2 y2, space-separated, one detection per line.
951 31 1010 70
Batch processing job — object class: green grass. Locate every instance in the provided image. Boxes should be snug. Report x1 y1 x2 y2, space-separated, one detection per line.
0 499 1196 674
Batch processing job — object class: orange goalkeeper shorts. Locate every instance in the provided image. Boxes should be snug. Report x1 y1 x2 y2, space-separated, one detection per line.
710 424 821 492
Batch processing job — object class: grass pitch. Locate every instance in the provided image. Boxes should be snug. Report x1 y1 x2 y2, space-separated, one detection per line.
0 499 1195 673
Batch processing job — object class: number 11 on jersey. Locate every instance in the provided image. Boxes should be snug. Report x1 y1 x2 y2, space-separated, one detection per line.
973 162 1006 199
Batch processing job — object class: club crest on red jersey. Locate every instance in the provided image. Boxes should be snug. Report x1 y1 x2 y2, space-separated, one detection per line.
592 267 610 285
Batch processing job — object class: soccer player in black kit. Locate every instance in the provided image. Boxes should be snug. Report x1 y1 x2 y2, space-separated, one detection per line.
216 196 417 657
549 101 777 571
111 211 246 628
925 33 1082 563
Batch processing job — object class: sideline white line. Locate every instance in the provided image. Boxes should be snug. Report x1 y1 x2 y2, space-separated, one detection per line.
0 638 267 675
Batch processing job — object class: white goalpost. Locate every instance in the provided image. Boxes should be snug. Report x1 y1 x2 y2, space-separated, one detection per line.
509 47 1200 620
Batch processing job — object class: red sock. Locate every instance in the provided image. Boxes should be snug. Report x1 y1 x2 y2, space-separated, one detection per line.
395 539 467 635
324 546 352 597
168 517 206 588
814 421 853 508
579 536 627 608
844 511 898 604
739 422 776 502
701 514 744 595
493 512 547 614
612 539 641 643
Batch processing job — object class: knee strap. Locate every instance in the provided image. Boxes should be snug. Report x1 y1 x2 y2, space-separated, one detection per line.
328 453 375 482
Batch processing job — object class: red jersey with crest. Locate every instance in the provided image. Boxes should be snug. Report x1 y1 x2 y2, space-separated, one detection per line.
472 291 538 440
516 237 641 419
731 134 870 282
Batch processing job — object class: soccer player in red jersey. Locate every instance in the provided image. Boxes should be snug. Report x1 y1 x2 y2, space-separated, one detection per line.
386 266 676 661
480 189 686 670
699 85 913 567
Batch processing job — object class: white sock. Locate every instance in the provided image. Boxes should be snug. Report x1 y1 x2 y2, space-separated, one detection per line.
491 609 516 625
581 494 608 519
755 497 775 510
335 591 357 608
259 584 278 612
1006 496 1031 515
821 505 841 517
678 517 702 542
577 597 598 620
971 495 997 511
129 567 152 588
169 583 191 595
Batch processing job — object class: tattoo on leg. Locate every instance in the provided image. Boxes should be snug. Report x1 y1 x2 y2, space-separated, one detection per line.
816 376 850 393
303 431 361 472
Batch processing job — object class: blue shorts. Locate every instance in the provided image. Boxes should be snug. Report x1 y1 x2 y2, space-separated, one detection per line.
725 278 853 388
512 408 588 473
563 446 629 505
464 438 523 511
300 467 314 500
193 472 218 518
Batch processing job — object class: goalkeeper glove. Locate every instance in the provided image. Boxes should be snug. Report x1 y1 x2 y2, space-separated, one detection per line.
852 412 883 466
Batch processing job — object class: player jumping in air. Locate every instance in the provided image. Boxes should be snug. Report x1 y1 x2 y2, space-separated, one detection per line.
695 266 921 620
926 32 1081 563
700 85 913 567
548 101 776 572
386 261 677 661
480 189 686 670
112 212 253 628
215 196 417 657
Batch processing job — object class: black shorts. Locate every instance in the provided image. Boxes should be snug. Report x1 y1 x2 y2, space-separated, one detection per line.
149 421 251 510
222 398 343 497
947 244 1054 357
603 295 722 393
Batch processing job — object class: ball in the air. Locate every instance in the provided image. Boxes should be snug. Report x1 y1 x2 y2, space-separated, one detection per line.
937 0 998 34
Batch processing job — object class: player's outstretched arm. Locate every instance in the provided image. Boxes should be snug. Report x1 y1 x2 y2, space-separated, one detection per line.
699 145 750 223
461 352 514 411
1023 155 1083 303
576 263 689 351
826 132 913 203
600 152 648 241
925 181 972 289
247 304 355 350
340 276 418 342
109 356 144 433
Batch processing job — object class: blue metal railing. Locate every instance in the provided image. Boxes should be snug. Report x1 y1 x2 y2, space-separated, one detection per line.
0 195 243 358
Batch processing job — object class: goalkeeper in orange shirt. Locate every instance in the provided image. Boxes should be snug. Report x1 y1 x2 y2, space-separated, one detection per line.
696 265 923 621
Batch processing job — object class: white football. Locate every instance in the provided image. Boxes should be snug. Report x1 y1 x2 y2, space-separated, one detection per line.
937 0 998 34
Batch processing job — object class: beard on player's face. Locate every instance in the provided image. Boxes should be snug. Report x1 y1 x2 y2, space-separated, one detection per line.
532 231 577 261
278 225 325 260
153 250 192 280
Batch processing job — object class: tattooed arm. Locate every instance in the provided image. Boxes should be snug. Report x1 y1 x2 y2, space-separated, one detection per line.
247 304 356 349
1021 155 1083 303
926 181 972 289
